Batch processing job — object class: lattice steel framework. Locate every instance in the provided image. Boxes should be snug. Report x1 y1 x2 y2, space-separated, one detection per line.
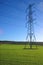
25 4 36 49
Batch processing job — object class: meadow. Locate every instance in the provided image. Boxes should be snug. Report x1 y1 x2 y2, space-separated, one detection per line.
0 44 43 65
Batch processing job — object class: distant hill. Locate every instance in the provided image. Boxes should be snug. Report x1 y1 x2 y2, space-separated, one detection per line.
0 41 43 45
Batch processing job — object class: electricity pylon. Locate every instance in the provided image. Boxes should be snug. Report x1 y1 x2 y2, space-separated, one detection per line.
25 4 36 49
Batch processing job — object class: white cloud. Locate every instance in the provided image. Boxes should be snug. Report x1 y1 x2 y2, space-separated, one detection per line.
0 29 4 34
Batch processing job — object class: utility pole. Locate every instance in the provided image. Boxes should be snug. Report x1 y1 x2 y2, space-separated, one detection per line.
25 4 36 49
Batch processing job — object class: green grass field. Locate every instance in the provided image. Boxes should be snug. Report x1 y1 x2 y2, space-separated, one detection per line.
0 44 43 65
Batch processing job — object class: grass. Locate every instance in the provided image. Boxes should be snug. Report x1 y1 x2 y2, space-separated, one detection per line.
0 44 43 65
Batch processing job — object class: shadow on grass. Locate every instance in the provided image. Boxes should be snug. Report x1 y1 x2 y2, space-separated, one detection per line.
23 48 38 50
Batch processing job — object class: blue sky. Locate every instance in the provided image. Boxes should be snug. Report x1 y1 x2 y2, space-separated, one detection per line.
0 0 43 41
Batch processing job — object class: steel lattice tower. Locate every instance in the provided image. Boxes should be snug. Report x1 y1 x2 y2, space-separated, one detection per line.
25 4 36 49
